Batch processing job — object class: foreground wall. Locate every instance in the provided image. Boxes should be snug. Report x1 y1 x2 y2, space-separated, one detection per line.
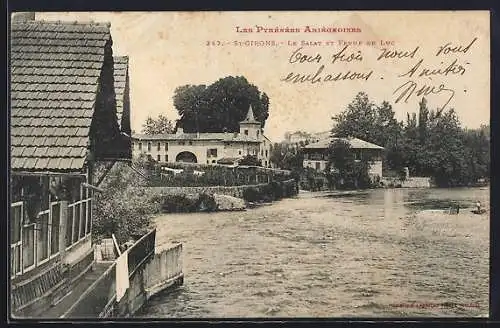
115 244 183 317
61 243 183 318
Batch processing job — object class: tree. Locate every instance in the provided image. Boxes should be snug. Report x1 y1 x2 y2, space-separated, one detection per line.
174 76 270 133
141 114 175 135
332 92 402 171
326 139 372 190
270 142 304 170
92 154 161 244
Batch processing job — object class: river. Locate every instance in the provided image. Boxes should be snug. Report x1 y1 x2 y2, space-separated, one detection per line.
137 187 489 318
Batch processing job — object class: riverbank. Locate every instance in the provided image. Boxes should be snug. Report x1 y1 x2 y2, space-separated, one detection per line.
150 178 299 214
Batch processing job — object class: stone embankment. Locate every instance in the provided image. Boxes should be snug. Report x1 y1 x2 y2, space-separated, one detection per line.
380 177 432 188
145 179 298 213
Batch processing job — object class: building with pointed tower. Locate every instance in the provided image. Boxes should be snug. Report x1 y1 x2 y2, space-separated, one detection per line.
131 105 273 167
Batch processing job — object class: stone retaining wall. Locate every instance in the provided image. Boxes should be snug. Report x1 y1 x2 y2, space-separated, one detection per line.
381 176 432 188
147 179 298 199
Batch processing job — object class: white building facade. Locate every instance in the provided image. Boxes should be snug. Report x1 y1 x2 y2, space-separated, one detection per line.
132 106 273 167
302 137 384 178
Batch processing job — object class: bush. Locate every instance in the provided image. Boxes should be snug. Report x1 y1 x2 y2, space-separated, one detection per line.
239 155 261 166
196 193 218 212
159 193 218 213
270 181 283 200
242 187 259 202
259 183 275 202
92 160 161 245
160 194 198 213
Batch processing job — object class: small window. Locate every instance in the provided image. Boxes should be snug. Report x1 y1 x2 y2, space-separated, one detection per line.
189 141 193 145
244 130 249 135
257 130 260 137
238 150 242 155
157 154 161 162
147 142 152 151
132 142 135 149
165 154 168 162
315 162 321 170
261 150 263 156
165 143 168 151
212 160 216 163
207 160 210 164
207 148 218 157
138 142 142 150
265 161 268 167
157 142 161 151
265 150 268 157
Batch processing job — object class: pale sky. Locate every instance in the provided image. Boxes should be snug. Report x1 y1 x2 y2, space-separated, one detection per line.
35 11 490 142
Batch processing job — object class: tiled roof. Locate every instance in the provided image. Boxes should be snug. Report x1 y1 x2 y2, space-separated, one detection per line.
113 56 128 129
304 137 384 150
240 105 259 124
132 132 263 143
10 19 111 171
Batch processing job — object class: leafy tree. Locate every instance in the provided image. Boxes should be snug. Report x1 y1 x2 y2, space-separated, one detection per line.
396 100 489 187
92 154 161 244
141 114 175 135
270 142 304 170
326 139 372 190
174 76 270 133
332 92 402 171
330 92 490 188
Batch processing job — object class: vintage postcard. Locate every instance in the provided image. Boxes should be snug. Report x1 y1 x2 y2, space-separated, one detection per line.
9 11 490 319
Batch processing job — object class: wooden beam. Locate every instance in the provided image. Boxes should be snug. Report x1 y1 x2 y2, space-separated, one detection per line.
10 171 86 178
94 161 116 187
82 182 104 193
127 164 148 179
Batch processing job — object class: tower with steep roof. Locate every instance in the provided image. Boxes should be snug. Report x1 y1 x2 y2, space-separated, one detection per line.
239 105 262 139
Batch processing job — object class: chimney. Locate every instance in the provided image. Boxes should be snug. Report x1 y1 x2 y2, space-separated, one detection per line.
12 12 36 22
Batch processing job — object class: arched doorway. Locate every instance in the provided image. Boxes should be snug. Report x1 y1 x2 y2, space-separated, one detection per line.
175 151 197 163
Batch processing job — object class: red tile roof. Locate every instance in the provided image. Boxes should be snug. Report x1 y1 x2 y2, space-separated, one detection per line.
10 19 112 171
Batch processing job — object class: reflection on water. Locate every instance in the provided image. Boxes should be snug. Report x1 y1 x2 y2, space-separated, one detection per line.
137 188 489 318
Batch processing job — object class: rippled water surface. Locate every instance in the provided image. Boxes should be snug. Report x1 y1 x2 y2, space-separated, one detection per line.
138 187 489 318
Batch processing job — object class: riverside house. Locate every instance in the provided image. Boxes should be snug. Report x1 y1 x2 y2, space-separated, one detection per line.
10 13 131 317
132 105 274 168
302 137 384 179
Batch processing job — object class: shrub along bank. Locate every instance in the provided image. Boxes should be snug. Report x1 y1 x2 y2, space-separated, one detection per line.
156 179 298 213
242 180 298 203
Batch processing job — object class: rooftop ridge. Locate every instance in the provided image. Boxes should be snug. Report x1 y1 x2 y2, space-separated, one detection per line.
12 19 111 27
